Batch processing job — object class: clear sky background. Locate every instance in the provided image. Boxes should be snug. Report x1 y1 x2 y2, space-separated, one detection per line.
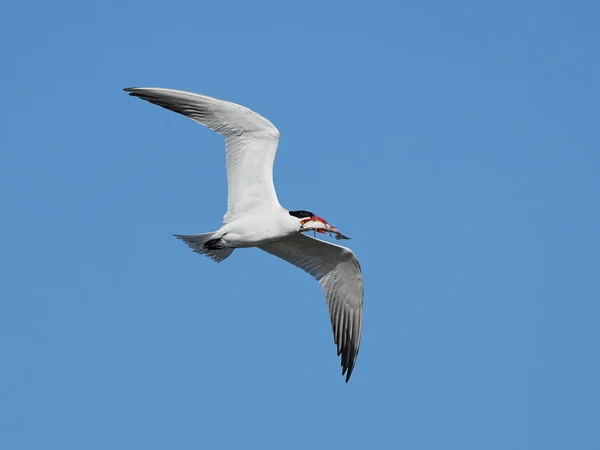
1 1 598 449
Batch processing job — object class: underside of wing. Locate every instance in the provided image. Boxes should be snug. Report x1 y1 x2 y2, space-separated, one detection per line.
124 87 281 221
259 234 364 382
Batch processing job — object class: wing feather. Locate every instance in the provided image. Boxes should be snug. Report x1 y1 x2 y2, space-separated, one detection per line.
259 234 364 382
124 87 281 221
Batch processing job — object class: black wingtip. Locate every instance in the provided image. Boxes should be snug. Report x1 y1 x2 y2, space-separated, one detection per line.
123 87 142 97
340 342 359 383
344 365 355 383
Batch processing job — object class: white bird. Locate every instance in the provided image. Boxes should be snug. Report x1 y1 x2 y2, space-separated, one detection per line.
124 87 364 382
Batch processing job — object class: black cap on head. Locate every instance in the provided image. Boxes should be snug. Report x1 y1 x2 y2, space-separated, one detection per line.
289 210 314 219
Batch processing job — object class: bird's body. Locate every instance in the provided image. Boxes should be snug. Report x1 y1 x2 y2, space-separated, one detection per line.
125 87 363 381
215 206 299 247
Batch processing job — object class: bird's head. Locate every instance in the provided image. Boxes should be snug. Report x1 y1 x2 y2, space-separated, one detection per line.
289 210 350 240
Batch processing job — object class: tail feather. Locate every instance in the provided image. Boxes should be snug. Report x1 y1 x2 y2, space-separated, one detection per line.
174 233 234 263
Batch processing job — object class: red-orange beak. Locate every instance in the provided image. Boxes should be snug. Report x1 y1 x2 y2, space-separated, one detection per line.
300 215 328 225
300 215 329 233
298 215 350 239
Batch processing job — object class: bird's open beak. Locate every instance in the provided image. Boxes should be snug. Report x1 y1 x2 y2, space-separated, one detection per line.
300 216 351 240
300 215 327 227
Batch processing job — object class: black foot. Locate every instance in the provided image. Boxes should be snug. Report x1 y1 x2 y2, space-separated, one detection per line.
204 238 224 250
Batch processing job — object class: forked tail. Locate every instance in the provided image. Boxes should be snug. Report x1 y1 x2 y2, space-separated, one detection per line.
174 233 234 263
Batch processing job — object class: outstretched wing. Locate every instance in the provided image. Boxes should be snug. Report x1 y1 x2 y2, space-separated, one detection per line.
259 234 364 382
125 87 281 222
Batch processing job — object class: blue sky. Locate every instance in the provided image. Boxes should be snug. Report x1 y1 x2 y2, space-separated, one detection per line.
1 0 599 448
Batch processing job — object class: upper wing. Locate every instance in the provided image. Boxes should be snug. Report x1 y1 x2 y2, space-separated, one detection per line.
124 87 281 222
259 234 364 382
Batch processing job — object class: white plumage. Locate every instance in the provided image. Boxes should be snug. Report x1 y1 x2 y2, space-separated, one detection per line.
125 87 364 382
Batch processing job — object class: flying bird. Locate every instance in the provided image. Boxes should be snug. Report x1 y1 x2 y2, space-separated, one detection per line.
124 87 364 382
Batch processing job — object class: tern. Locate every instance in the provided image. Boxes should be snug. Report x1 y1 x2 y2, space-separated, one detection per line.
124 87 364 382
